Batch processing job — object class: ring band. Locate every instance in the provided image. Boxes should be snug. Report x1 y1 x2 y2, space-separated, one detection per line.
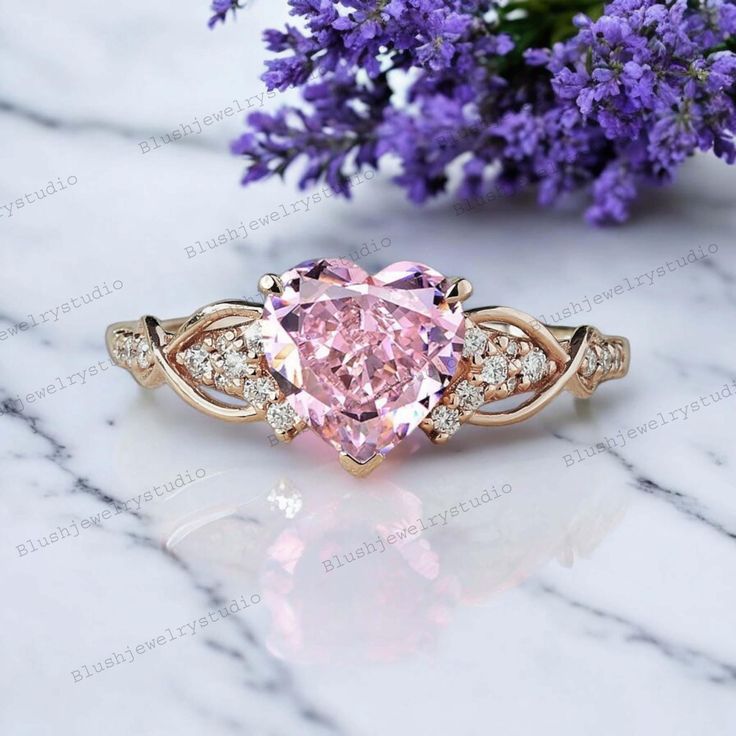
106 258 630 477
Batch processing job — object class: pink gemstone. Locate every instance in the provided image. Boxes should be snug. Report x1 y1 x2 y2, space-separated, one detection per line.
262 259 465 463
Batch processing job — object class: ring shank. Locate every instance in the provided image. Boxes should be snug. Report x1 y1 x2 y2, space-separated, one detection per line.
106 304 630 430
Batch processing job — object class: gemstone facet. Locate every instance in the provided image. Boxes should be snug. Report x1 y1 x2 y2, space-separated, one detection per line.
262 259 465 463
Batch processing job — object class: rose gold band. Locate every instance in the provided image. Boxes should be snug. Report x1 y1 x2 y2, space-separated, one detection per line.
106 301 629 439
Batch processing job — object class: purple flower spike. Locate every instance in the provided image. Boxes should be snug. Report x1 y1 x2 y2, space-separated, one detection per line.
210 0 736 224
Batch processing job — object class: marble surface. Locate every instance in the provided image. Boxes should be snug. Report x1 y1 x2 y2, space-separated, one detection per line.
2 1 735 734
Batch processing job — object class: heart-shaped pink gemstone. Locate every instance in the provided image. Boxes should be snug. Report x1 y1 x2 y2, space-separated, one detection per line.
262 259 465 463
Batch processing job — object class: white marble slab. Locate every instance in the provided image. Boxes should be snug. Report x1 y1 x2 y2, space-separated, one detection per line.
1 1 735 734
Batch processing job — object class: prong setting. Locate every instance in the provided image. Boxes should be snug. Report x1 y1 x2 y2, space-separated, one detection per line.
339 452 384 478
258 273 284 297
445 277 473 304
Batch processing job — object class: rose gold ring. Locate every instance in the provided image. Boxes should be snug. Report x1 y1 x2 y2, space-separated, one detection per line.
106 258 630 477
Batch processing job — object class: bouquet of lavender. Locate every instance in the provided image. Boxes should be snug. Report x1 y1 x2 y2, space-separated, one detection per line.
210 0 736 223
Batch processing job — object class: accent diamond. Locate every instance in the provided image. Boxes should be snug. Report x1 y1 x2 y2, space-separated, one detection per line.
521 348 547 384
134 336 152 369
182 346 213 381
455 380 484 411
601 344 614 373
463 326 487 357
220 351 250 382
244 321 264 356
115 334 135 366
431 405 461 436
215 333 239 354
582 347 597 377
244 376 279 409
481 355 508 385
266 401 298 432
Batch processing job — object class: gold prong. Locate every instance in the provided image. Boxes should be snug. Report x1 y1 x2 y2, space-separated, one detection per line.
431 433 452 445
258 273 284 297
274 428 294 443
273 418 307 443
445 277 473 304
338 452 384 478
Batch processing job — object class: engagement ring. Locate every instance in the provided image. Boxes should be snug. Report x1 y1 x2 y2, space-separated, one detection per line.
107 259 630 477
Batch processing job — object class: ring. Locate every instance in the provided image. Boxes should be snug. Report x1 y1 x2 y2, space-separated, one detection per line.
106 259 630 477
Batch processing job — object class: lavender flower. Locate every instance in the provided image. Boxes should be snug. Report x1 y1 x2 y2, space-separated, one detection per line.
208 0 243 28
214 0 736 223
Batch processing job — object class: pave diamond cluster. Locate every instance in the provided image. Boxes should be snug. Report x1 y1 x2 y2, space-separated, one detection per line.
578 339 626 384
110 329 153 371
426 322 559 439
177 322 300 437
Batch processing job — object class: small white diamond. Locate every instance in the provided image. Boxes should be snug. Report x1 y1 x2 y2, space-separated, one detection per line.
601 345 613 373
481 355 508 385
244 321 264 356
506 377 517 392
113 333 134 365
215 333 238 354
582 347 597 377
244 376 279 409
266 401 298 432
182 346 213 381
134 336 152 369
455 380 484 411
521 348 547 384
221 351 250 381
506 340 519 357
431 405 461 436
463 326 487 357
213 374 229 392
